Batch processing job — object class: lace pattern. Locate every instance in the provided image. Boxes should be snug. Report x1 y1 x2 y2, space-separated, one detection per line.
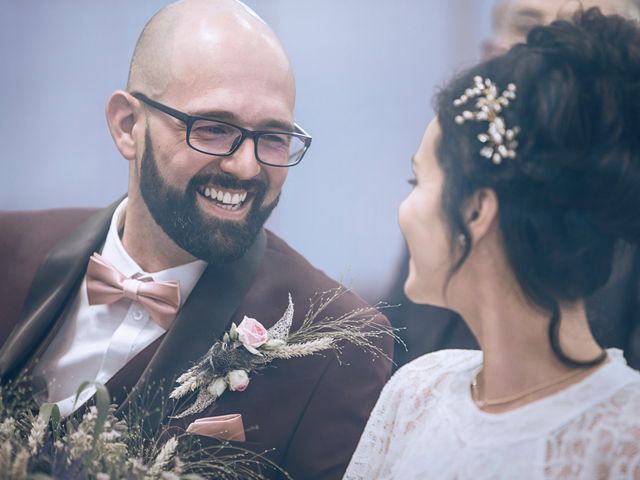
344 349 640 479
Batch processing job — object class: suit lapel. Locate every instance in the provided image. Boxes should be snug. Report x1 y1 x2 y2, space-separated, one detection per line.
0 199 121 379
118 229 267 416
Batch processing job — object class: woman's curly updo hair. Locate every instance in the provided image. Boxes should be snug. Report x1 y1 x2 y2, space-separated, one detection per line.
435 8 640 366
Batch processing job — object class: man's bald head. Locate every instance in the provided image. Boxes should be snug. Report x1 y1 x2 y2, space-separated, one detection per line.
127 0 294 101
104 0 299 269
486 0 640 57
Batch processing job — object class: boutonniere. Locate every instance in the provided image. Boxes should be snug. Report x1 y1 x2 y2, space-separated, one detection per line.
170 289 395 418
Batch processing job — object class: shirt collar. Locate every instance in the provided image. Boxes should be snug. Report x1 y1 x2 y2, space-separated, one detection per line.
100 198 208 307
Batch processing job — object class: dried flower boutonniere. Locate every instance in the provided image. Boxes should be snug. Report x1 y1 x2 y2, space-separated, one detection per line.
170 289 395 418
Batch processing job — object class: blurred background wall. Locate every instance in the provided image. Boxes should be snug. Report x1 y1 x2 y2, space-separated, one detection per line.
0 0 493 301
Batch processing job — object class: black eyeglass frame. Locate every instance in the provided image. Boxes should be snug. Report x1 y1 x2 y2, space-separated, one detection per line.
131 92 312 167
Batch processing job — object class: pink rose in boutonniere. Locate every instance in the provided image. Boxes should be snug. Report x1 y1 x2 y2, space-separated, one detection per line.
227 370 250 392
236 316 269 354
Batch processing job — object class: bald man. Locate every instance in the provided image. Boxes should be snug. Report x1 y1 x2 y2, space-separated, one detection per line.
388 0 640 371
0 1 392 478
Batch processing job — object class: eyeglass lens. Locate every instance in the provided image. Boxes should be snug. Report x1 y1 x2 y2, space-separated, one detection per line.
189 119 306 166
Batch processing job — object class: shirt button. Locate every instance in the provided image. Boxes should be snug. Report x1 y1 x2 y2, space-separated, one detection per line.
132 309 144 321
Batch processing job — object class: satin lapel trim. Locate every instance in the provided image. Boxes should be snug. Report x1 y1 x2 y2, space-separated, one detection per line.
120 229 267 412
0 198 122 379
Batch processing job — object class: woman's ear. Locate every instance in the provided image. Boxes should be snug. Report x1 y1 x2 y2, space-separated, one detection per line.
105 90 141 162
465 188 499 245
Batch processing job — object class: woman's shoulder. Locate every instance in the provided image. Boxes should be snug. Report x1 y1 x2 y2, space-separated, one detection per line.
387 349 481 394
589 371 640 425
551 354 640 435
400 348 481 374
590 352 640 415
548 369 640 477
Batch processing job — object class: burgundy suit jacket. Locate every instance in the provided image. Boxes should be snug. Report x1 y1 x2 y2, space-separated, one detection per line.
0 200 393 479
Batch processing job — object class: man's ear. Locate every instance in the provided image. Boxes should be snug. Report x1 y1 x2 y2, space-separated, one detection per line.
465 188 499 245
105 90 141 162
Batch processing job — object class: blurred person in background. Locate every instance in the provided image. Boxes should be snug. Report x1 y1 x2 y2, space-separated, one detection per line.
484 0 640 57
388 0 640 370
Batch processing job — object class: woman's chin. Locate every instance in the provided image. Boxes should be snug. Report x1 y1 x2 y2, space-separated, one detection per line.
403 279 446 307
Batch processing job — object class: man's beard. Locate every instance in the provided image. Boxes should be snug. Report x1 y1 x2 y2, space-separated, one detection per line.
139 132 279 264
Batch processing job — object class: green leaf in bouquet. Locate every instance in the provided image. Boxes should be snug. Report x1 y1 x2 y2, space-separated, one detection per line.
73 381 111 450
37 402 61 439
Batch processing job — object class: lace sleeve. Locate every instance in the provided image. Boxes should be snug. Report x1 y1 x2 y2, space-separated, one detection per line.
610 415 640 479
594 384 640 479
342 350 469 479
545 383 640 479
342 367 406 479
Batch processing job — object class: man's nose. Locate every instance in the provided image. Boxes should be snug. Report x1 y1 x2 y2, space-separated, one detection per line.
218 137 261 180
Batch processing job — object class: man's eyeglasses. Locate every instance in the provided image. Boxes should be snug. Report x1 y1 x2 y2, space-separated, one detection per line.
131 93 312 167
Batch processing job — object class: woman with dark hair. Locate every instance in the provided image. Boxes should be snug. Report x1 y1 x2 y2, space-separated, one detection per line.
344 8 640 479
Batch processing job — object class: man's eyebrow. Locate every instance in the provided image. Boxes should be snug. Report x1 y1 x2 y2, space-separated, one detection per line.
191 109 294 131
258 119 296 132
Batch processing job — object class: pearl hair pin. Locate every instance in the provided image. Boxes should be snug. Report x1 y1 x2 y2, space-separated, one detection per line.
453 76 520 165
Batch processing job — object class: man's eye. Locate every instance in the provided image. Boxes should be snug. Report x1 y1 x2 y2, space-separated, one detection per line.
262 134 289 146
192 120 238 137
197 125 228 135
407 178 417 187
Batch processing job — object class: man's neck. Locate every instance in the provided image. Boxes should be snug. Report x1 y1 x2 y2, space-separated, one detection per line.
120 198 197 273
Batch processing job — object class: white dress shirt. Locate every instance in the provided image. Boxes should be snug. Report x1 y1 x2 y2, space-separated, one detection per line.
33 199 207 417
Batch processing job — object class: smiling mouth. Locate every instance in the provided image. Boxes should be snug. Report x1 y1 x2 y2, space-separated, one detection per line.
196 185 252 212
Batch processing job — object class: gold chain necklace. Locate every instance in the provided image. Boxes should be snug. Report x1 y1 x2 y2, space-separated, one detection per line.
470 367 589 408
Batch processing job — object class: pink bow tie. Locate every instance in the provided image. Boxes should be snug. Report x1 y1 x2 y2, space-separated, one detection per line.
86 253 181 329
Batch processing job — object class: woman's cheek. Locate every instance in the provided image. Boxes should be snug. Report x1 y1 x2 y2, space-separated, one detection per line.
398 195 416 241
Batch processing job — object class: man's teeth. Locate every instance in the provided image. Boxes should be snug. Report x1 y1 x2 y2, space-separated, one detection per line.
202 187 248 206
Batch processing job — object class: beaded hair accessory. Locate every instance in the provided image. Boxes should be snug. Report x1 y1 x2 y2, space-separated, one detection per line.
453 75 520 165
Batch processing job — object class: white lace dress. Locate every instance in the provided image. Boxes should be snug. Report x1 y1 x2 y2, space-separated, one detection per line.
344 349 640 479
